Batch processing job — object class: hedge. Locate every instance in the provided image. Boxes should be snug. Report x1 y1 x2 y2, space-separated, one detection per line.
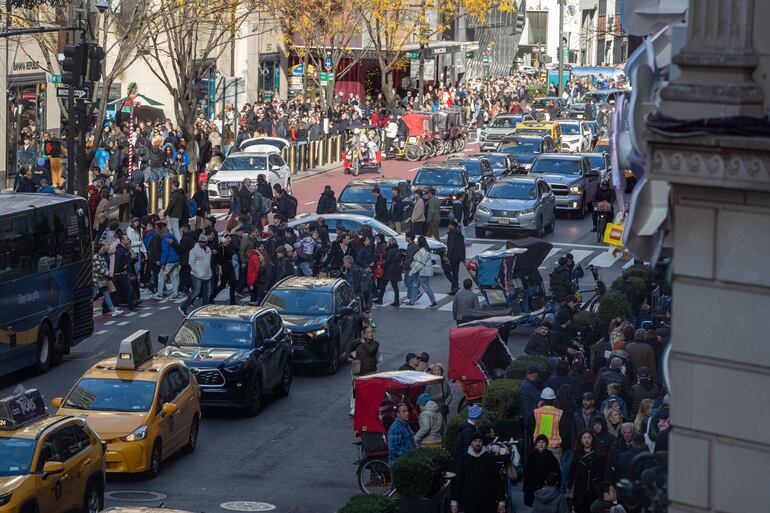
392 447 451 499
505 355 553 380
444 407 496 454
572 311 599 344
597 290 631 336
625 263 655 287
338 495 395 513
610 276 648 304
482 379 522 419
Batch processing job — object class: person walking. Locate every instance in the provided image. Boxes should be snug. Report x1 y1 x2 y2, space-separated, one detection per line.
425 188 441 241
532 472 568 513
451 431 506 513
346 326 380 415
444 220 465 294
452 278 479 325
568 430 606 513
295 228 319 276
625 329 657 382
453 404 485 469
589 482 620 513
629 368 661 418
525 322 551 356
373 187 389 225
156 225 181 299
406 236 437 307
530 388 564 460
179 234 212 315
246 247 261 302
389 186 404 232
112 235 137 311
163 179 188 241
376 237 402 306
520 366 543 426
414 393 443 448
387 403 416 469
402 231 419 304
410 189 426 236
93 241 121 316
316 185 337 214
327 232 354 277
253 247 274 304
524 434 562 507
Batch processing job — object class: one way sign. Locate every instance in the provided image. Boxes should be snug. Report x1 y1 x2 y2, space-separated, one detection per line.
56 87 90 100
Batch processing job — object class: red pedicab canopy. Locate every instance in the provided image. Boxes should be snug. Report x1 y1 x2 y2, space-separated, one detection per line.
353 371 443 433
447 326 500 382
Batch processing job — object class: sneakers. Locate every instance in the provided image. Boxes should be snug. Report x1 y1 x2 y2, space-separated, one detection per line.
415 292 424 302
171 293 183 299
427 302 439 308
404 300 415 305
110 309 124 317
152 293 164 300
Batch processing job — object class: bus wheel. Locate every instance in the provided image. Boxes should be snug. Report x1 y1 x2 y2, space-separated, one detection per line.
35 325 54 374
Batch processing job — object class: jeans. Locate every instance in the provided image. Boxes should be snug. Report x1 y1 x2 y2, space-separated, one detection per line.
405 273 418 302
559 448 572 492
412 221 424 236
113 273 136 309
168 217 181 241
417 276 436 304
378 280 400 304
158 263 180 296
93 285 115 312
181 276 211 313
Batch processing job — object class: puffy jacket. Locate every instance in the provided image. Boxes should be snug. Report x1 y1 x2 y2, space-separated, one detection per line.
410 248 433 277
188 244 212 280
414 400 443 446
144 230 162 262
630 380 662 418
148 145 164 168
316 190 337 214
257 261 275 297
160 233 180 265
549 264 573 302
246 250 261 286
164 188 188 219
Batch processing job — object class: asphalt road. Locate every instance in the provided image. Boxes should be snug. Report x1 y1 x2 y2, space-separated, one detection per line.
0 144 631 513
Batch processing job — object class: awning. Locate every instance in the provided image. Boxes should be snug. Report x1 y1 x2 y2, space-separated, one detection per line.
623 177 671 260
107 94 164 107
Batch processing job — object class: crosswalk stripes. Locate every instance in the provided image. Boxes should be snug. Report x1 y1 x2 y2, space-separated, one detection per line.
567 249 594 264
465 243 496 260
588 251 621 268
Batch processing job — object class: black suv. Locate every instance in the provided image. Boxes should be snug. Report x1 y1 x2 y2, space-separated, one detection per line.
445 156 495 192
158 305 292 416
412 163 477 222
262 277 363 375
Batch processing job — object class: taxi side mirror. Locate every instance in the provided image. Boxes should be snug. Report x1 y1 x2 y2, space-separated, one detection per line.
157 335 169 346
161 403 178 416
42 461 64 480
51 397 62 408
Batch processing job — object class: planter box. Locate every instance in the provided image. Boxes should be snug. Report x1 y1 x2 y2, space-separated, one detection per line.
395 480 450 513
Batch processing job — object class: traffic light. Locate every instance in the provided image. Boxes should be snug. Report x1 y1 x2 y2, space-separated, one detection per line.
61 44 87 87
87 44 106 83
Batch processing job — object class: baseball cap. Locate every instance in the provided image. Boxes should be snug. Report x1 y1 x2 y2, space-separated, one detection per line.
582 392 594 400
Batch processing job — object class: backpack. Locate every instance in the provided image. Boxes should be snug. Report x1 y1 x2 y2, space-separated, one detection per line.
285 193 298 218
189 198 198 217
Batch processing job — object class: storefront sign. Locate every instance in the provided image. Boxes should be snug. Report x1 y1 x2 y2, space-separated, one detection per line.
12 60 41 72
603 223 625 246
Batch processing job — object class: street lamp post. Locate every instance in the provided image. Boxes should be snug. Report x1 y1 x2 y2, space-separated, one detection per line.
557 0 565 98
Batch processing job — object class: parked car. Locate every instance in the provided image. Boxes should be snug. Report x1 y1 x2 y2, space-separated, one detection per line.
337 178 413 219
497 135 556 172
528 153 600 217
474 176 556 238
479 114 532 151
207 151 291 208
262 277 362 375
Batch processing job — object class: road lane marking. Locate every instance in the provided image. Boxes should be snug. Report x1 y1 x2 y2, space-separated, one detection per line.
118 321 130 326
568 249 594 264
125 312 136 317
140 313 153 317
104 321 115 325
95 330 108 335
304 201 317 205
588 251 621 268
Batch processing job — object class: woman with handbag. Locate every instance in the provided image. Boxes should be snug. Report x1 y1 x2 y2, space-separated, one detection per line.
346 326 381 416
406 236 437 307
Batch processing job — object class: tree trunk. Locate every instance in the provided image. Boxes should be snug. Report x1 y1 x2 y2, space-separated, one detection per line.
380 61 395 109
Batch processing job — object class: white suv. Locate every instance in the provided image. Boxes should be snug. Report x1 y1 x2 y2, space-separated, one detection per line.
557 120 591 153
207 140 291 208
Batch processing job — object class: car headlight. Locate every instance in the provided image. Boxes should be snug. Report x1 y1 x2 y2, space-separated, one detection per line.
224 361 248 373
570 185 583 194
519 208 535 216
209 178 219 185
307 328 327 338
122 425 148 442
477 205 490 214
451 194 459 200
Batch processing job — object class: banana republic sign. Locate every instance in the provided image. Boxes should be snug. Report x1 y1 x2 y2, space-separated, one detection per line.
12 60 41 72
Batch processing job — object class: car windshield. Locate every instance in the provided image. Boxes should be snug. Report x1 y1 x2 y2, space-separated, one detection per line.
489 117 520 128
561 124 580 135
340 185 398 205
362 219 398 237
63 378 157 412
586 155 607 171
480 155 508 176
487 182 537 200
595 142 610 153
221 156 268 171
263 290 333 315
0 437 35 476
173 319 254 347
413 169 463 186
501 140 541 153
517 128 551 137
447 160 481 180
530 158 582 175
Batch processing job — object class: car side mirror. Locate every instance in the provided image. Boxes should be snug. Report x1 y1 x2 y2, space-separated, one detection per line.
263 335 278 347
157 335 169 346
339 306 354 316
162 403 178 416
51 397 62 408
42 461 65 479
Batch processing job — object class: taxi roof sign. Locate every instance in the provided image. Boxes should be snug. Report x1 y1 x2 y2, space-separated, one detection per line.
0 387 48 430
116 330 152 370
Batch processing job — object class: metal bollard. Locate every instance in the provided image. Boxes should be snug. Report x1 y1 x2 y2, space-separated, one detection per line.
313 140 321 168
325 137 332 165
178 173 187 194
335 135 341 162
188 171 198 197
281 146 289 165
298 144 306 172
162 176 172 210
289 145 296 174
149 181 158 214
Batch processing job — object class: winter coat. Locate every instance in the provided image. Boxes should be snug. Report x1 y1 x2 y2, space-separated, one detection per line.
532 486 569 513
327 242 354 273
545 373 581 403
410 197 425 223
630 380 662 418
345 338 380 375
589 499 615 513
568 450 605 513
410 248 433 277
316 190 337 214
256 261 275 297
188 244 212 280
593 369 630 405
403 241 418 271
144 230 162 263
452 288 479 322
382 246 402 282
389 195 404 222
625 341 657 382
273 256 296 283
573 408 602 436
424 378 453 416
160 233 180 265
355 244 374 269
453 448 505 513
426 196 441 222
92 253 111 287
127 226 146 256
148 146 164 168
519 378 542 425
374 195 389 224
246 250 261 286
131 190 148 219
549 264 573 302
525 331 550 356
414 400 443 446
446 228 465 261
164 188 188 219
523 448 562 507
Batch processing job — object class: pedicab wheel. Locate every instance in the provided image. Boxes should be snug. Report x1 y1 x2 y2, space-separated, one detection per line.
405 145 421 162
583 295 601 314
457 138 466 151
352 159 360 176
357 456 392 495
435 139 446 155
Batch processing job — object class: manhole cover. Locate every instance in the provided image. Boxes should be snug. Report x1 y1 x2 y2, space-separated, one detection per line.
220 502 276 511
104 490 167 502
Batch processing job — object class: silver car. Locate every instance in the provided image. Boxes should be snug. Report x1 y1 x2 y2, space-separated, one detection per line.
479 114 531 151
474 177 556 238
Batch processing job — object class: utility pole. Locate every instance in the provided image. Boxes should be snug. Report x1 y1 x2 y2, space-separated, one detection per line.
557 0 565 98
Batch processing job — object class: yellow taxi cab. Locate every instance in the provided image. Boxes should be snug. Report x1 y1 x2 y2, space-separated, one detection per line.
52 330 201 478
0 388 105 513
595 136 610 154
515 121 563 151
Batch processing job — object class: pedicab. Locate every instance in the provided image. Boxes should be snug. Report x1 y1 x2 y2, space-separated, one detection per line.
343 126 382 176
353 370 443 495
448 326 513 413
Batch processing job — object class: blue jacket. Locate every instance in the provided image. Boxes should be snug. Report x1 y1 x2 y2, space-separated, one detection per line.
37 185 55 193
114 244 132 274
160 233 180 265
519 378 542 425
387 417 416 468
355 245 374 269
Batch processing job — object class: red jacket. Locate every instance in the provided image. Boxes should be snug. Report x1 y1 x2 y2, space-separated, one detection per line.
247 250 261 286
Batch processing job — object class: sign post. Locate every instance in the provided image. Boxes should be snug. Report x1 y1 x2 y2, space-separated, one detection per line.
126 83 139 182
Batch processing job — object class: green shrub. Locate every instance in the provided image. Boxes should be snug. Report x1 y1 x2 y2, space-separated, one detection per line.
392 447 450 499
338 494 395 513
625 264 655 287
597 290 631 336
505 355 553 380
573 311 599 344
443 408 496 454
482 379 522 419
611 276 648 303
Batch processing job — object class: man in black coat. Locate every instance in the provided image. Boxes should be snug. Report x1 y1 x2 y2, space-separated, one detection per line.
444 221 465 294
256 174 273 201
549 257 573 303
316 185 337 214
372 187 389 224
451 431 505 513
388 186 404 232
525 322 551 356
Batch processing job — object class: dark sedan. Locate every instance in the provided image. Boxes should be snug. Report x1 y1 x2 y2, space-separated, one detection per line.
262 277 363 375
337 178 413 219
445 157 495 192
469 152 519 178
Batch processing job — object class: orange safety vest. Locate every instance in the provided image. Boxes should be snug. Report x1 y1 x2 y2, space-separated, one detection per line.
533 405 563 448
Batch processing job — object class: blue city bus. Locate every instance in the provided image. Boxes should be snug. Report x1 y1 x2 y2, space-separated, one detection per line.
0 193 93 376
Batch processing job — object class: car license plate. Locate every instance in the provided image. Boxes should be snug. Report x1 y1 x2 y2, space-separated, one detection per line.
497 218 510 224
577 114 583 119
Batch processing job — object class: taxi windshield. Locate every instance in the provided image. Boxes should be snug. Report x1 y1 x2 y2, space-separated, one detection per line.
63 378 157 412
173 319 254 347
0 437 35 476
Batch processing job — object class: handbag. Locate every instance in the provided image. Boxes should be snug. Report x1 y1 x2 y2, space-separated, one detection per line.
351 359 362 376
106 279 117 293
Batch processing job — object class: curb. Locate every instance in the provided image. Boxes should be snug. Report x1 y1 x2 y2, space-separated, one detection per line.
292 163 343 182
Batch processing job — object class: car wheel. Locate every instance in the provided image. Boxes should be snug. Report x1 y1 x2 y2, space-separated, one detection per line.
325 339 340 376
532 217 544 238
545 212 556 234
183 416 199 453
273 361 293 398
475 226 486 238
52 324 68 366
35 325 53 374
82 478 103 513
579 200 588 219
243 379 263 417
146 440 162 478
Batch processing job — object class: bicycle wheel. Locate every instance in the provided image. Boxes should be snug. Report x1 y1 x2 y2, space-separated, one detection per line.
405 144 421 162
456 137 466 151
583 294 601 313
357 457 392 495
435 139 446 155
